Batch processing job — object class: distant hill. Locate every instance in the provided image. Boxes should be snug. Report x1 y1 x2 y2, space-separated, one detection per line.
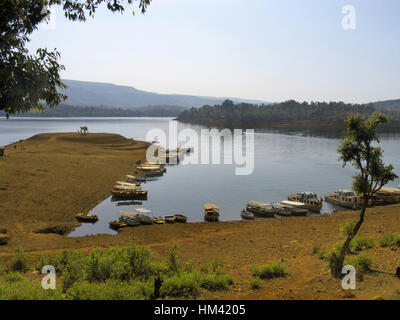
60 79 267 109
371 99 400 111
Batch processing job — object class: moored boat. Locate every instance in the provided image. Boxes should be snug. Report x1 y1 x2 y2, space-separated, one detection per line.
288 192 323 212
204 203 220 222
119 215 141 226
245 201 276 218
240 209 255 220
109 220 127 229
137 214 153 225
174 214 188 223
277 202 308 216
111 189 148 200
75 213 99 222
152 216 166 224
165 215 176 223
324 190 361 209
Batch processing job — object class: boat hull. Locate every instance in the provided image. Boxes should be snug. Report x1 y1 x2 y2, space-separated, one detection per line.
324 196 361 210
246 206 275 218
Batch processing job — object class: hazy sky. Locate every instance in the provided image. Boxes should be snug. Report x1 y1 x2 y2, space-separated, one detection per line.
28 0 400 103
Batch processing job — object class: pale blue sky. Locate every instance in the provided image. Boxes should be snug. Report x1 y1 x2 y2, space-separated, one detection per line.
28 0 400 103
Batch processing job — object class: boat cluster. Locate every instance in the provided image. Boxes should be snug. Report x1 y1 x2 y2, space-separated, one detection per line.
75 148 194 229
109 209 187 229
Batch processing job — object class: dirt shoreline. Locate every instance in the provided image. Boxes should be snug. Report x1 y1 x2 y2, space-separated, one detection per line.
0 133 399 300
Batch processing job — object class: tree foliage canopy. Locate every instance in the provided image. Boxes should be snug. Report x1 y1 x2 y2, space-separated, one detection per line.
0 0 151 118
338 113 398 198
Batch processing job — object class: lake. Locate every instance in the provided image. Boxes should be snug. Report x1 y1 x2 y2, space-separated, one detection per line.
1 117 399 237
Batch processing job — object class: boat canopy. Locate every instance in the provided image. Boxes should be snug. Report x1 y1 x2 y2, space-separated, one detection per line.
281 200 305 206
136 208 152 214
119 210 138 217
247 201 272 207
204 203 219 210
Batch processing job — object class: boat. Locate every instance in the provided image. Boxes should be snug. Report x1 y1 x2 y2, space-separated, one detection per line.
152 216 166 224
116 181 140 187
245 201 277 218
113 184 141 191
137 214 153 225
137 165 166 173
109 220 127 229
75 213 99 222
126 174 147 183
165 215 176 223
324 190 361 209
174 214 188 223
119 210 138 217
137 169 165 177
240 209 255 220
204 203 220 222
277 202 308 216
119 215 141 226
288 192 323 212
111 189 148 200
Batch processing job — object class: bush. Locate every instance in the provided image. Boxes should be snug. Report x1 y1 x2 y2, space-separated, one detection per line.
318 241 345 261
66 280 146 300
251 262 286 279
36 249 85 274
200 273 233 291
1 272 25 284
0 273 63 300
166 245 181 275
350 237 375 252
160 272 200 298
9 247 30 273
250 278 262 290
126 242 153 279
200 259 225 275
347 253 374 273
380 233 400 247
340 220 357 236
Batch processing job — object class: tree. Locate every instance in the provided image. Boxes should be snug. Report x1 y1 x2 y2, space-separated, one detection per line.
1 0 151 118
330 112 398 278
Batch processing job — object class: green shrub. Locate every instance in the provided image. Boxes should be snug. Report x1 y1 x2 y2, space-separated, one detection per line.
166 245 181 275
251 262 286 279
200 273 233 291
66 280 145 300
380 233 400 247
62 255 86 291
250 278 262 290
340 220 357 236
160 272 200 298
1 272 25 284
350 237 375 252
318 241 345 261
0 274 63 300
36 249 85 274
200 259 225 275
9 247 30 273
347 253 374 273
126 242 152 279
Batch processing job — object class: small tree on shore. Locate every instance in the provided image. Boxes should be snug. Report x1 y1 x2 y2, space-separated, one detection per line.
330 112 398 278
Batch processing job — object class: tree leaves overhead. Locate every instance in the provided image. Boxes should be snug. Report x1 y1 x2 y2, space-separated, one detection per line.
1 0 151 117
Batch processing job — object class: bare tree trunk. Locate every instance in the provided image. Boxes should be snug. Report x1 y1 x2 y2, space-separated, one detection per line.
330 198 368 278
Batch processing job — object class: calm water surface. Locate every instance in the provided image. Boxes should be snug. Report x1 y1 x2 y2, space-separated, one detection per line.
1 117 399 237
